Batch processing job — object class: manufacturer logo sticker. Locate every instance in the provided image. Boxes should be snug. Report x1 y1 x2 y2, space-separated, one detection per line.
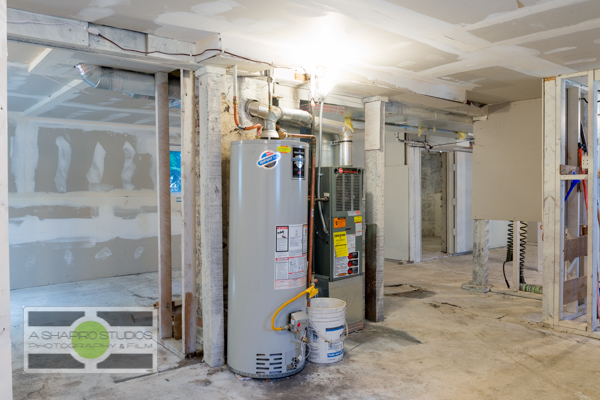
257 150 281 169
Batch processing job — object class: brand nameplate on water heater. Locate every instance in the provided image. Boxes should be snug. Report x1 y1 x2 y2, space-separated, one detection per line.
257 150 281 169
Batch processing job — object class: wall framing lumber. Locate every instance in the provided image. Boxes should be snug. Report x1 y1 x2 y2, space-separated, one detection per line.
1 1 14 398
155 72 172 339
180 69 196 355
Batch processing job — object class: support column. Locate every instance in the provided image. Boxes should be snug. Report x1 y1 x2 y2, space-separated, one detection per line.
0 2 14 398
407 146 422 262
363 96 387 322
155 72 172 339
181 69 196 355
196 66 225 367
463 219 490 292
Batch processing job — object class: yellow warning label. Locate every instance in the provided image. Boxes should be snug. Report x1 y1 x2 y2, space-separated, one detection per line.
354 216 362 223
333 231 348 258
277 146 291 154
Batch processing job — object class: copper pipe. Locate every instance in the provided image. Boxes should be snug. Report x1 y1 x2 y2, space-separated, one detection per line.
233 99 262 136
283 132 317 292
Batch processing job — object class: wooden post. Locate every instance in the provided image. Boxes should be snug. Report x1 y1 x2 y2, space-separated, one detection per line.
155 72 172 339
181 70 196 354
0 2 14 398
542 77 559 326
512 220 520 291
565 87 580 312
363 96 387 322
472 219 489 287
196 66 225 367
586 71 598 332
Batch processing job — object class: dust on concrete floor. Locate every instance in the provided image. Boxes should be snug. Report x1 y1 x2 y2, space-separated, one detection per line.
421 235 446 261
12 247 600 400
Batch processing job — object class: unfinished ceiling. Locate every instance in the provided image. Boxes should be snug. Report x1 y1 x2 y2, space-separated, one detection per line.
7 42 181 127
8 0 600 105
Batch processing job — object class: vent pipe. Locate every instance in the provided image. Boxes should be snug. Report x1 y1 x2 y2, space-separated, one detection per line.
76 64 181 106
246 100 353 166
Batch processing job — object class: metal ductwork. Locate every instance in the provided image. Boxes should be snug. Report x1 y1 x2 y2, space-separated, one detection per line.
246 100 354 166
76 64 181 107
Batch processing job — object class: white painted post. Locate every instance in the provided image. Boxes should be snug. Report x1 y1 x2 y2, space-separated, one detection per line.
537 222 543 273
196 66 225 366
472 219 489 287
363 96 387 322
586 71 598 332
0 2 14 398
155 72 172 339
407 146 422 263
180 70 196 355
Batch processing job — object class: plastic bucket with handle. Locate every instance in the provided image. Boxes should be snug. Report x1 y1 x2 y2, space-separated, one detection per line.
307 298 347 363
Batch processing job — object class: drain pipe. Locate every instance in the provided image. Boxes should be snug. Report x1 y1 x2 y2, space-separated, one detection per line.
76 64 180 102
246 100 353 165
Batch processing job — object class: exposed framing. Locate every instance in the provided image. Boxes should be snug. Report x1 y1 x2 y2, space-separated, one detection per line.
542 70 600 335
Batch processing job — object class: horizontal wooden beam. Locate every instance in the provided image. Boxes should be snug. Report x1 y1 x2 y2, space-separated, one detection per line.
564 235 587 262
7 8 198 71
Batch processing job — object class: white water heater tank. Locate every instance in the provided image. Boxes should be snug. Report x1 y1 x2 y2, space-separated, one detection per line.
228 139 310 378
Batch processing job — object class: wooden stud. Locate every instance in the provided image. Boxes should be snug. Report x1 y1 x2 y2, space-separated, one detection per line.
180 69 196 355
0 2 14 398
542 77 557 325
586 71 598 332
155 72 172 340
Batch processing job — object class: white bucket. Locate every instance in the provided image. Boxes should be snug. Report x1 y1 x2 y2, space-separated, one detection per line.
307 298 347 364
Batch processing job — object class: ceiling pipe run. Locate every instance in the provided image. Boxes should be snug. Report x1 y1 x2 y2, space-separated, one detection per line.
76 64 181 107
246 100 354 166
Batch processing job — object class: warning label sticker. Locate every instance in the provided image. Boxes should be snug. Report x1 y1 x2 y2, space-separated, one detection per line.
334 234 359 278
354 216 363 237
275 224 308 290
333 231 348 258
276 226 289 252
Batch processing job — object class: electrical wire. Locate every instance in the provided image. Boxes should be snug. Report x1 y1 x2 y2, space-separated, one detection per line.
8 19 86 30
8 19 289 69
97 33 287 69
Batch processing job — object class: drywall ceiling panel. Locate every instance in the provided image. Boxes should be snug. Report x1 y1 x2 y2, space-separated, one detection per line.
443 67 541 104
385 0 537 25
6 95 39 112
7 41 48 65
472 98 542 222
470 1 600 43
369 38 459 72
520 27 600 70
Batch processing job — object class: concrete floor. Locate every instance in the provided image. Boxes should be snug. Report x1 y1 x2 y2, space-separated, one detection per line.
11 246 599 399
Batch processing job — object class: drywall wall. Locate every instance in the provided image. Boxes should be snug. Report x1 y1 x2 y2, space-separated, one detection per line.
472 98 543 222
384 130 409 261
7 114 182 289
421 151 442 237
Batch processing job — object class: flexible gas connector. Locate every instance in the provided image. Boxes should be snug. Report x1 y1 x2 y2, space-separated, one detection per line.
271 285 319 331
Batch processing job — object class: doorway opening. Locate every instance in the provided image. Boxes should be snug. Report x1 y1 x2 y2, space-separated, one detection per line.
420 151 446 260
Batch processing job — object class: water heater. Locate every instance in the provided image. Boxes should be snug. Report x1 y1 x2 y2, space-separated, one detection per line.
228 139 310 378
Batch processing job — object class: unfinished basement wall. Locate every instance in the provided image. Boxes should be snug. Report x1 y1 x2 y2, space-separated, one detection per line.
421 151 442 237
7 113 181 289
